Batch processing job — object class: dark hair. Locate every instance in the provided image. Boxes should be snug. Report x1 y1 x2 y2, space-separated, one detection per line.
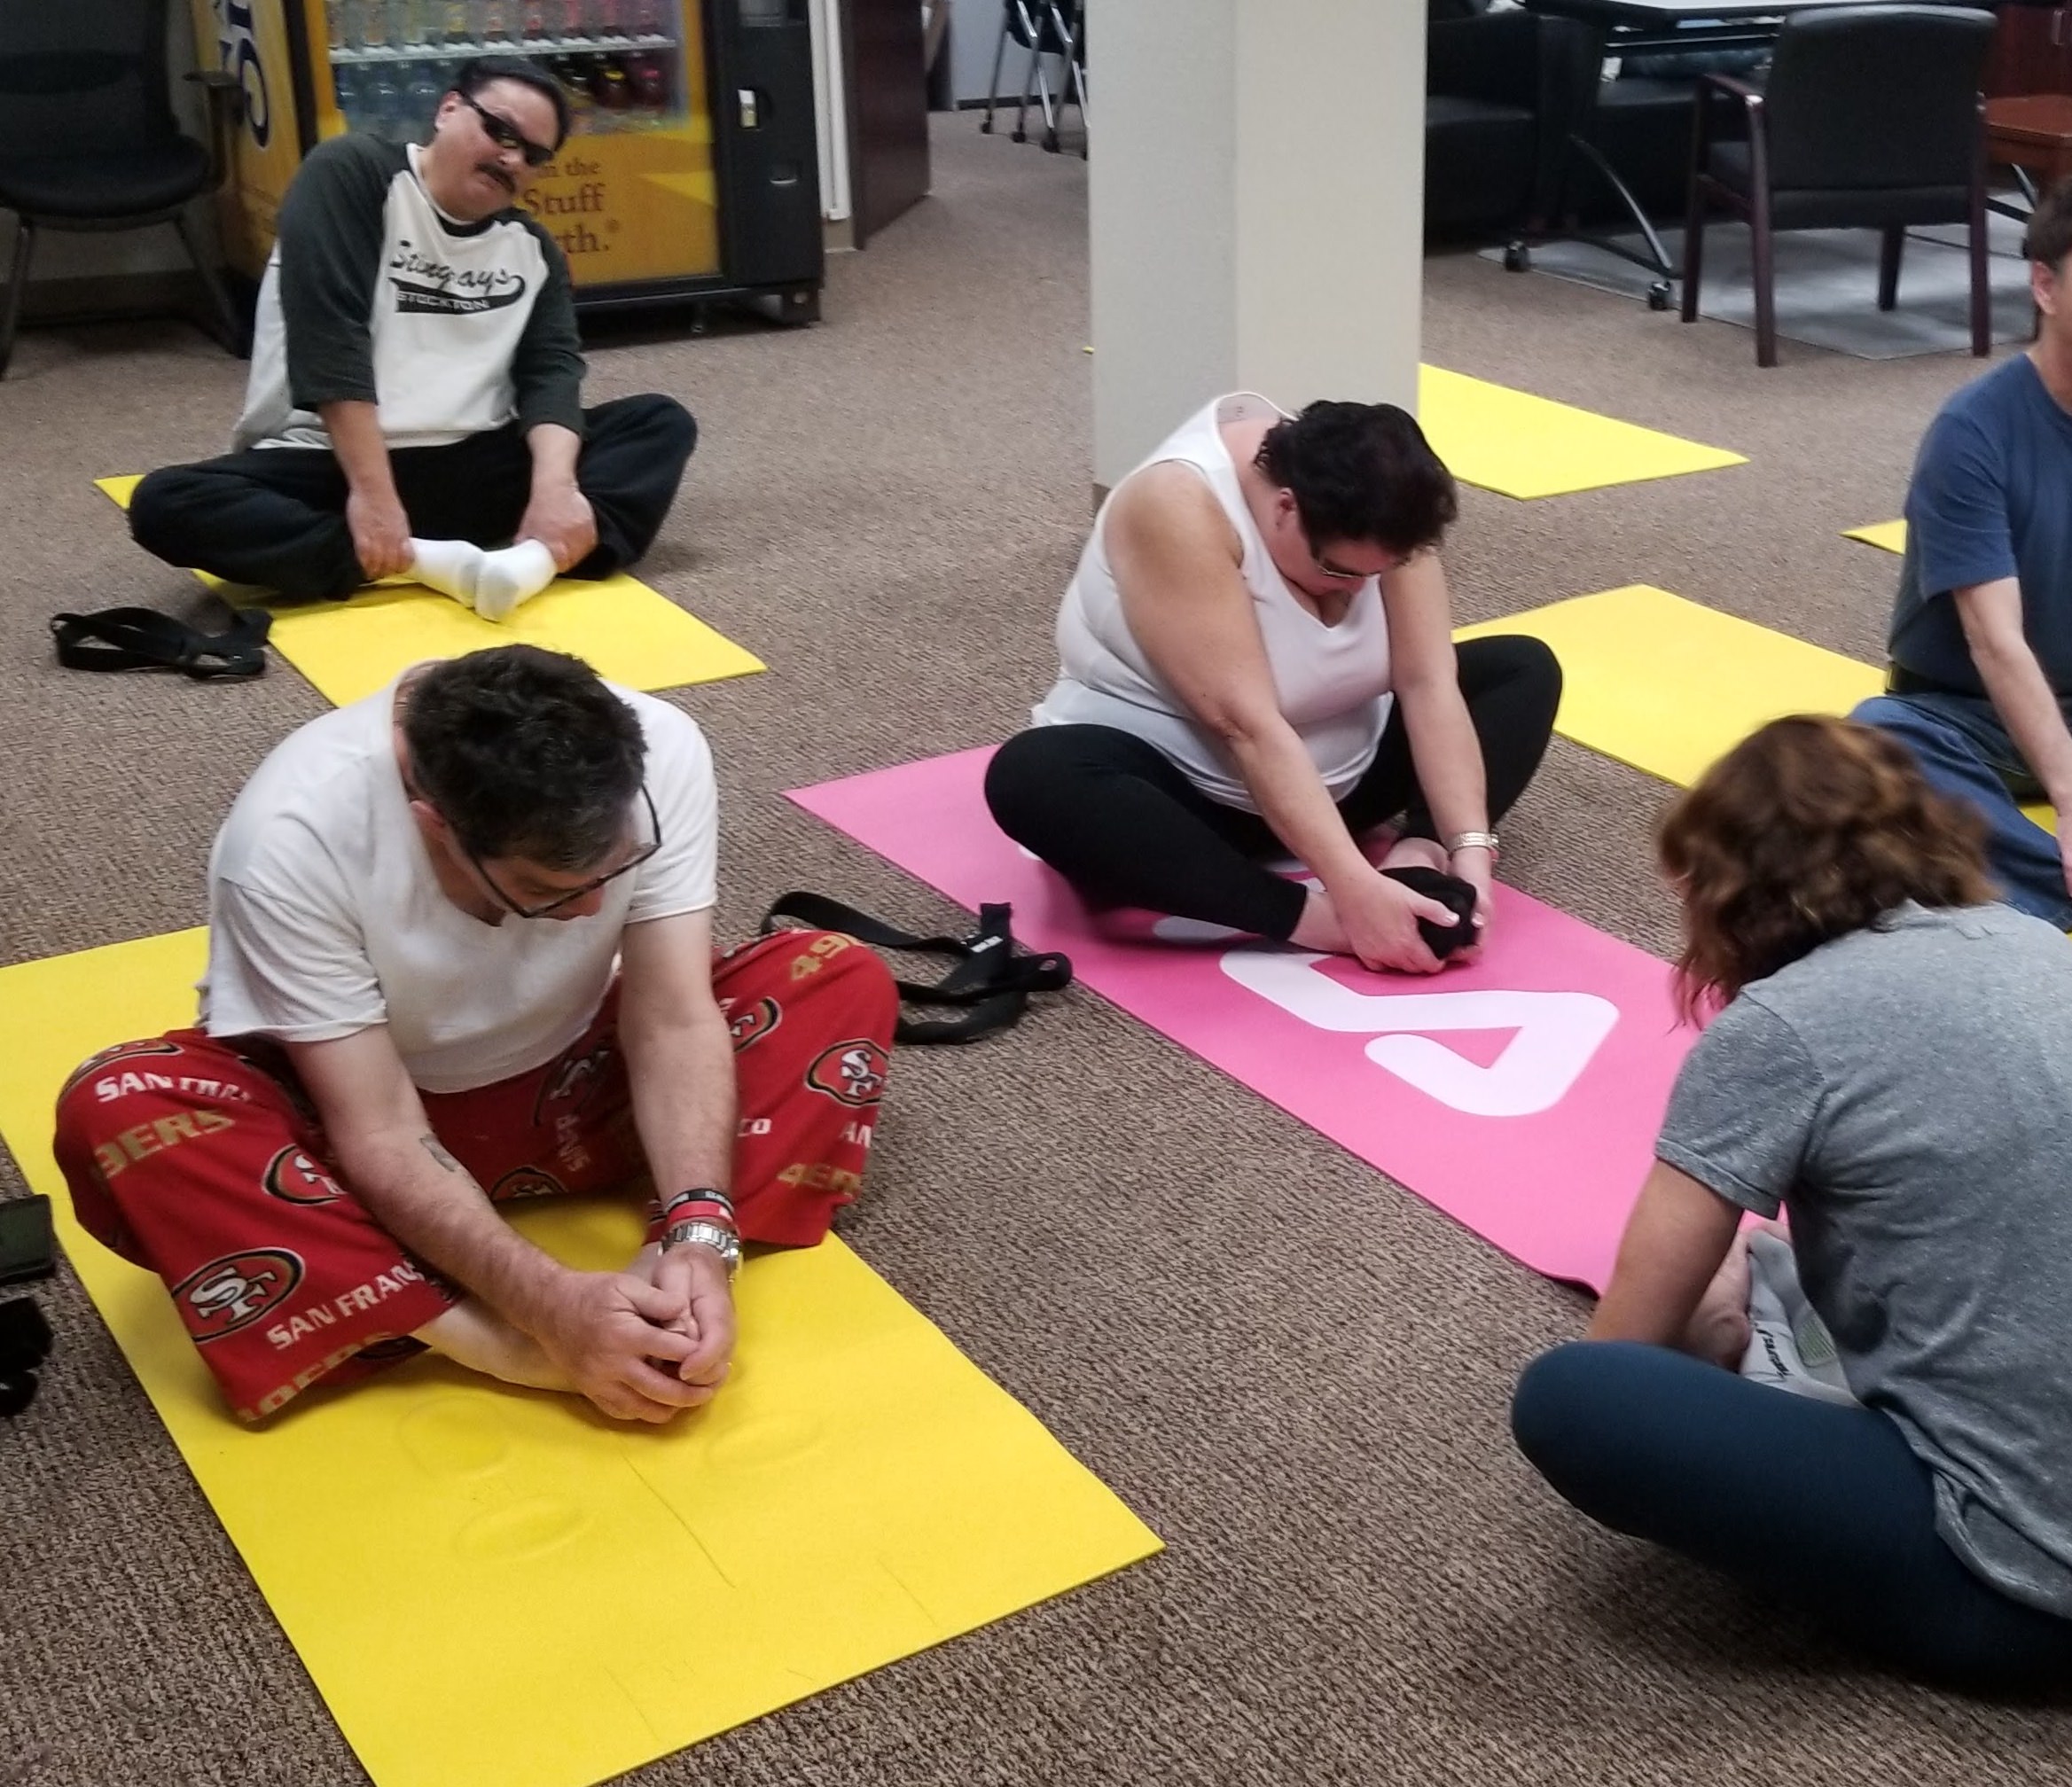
1658 715 1995 1020
452 55 570 152
402 645 645 870
1254 401 1458 558
2025 175 2072 272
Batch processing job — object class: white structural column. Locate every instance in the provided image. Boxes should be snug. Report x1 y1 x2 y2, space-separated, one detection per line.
1088 0 1427 489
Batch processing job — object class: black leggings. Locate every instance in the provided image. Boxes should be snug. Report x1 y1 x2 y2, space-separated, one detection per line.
983 634 1562 940
127 394 697 601
1513 1342 2072 1695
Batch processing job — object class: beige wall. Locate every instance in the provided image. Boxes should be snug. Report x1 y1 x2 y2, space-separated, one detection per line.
1089 0 1426 488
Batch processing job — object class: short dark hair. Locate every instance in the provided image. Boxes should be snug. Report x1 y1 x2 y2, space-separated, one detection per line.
2023 175 2072 272
1255 401 1459 558
403 646 645 870
452 55 570 152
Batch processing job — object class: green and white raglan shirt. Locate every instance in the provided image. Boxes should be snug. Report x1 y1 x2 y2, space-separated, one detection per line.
231 134 585 453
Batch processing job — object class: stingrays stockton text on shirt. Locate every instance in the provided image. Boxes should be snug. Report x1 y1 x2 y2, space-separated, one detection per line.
387 241 529 316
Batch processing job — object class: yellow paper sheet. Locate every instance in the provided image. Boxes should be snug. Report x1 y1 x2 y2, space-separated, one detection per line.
96 476 764 707
0 930 1160 1787
1844 519 1907 554
1461 585 2058 829
1416 366 1746 500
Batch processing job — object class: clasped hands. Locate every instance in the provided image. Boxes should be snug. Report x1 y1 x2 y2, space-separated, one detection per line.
529 1237 736 1424
1325 848 1494 976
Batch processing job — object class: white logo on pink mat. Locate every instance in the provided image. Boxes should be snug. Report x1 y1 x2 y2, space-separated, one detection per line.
1217 950 1619 1118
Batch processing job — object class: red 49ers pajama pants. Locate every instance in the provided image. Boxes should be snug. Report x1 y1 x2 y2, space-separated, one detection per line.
51 929 895 1421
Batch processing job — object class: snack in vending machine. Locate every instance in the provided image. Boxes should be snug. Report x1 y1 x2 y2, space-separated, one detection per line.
549 53 598 131
592 52 632 117
367 69 405 138
332 60 364 123
405 64 445 130
626 51 669 117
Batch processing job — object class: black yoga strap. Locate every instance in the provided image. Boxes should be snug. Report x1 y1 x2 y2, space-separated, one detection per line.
762 891 1072 1044
51 606 270 681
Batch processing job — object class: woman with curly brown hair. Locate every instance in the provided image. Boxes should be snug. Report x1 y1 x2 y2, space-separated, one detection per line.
1512 714 2072 1693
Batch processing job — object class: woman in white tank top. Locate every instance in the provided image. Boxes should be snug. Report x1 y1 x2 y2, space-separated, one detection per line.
984 396 1562 974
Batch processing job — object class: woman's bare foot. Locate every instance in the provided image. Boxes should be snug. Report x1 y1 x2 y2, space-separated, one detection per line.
417 1299 572 1392
1379 835 1449 876
1289 884 1353 954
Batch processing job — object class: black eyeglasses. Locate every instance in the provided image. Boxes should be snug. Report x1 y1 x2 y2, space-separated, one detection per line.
458 785 662 919
458 91 556 168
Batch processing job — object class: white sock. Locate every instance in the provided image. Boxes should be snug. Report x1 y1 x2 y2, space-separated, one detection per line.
473 539 559 623
1739 1229 1858 1405
409 538 486 610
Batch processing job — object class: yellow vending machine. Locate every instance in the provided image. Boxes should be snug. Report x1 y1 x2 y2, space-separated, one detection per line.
190 0 310 286
193 0 822 317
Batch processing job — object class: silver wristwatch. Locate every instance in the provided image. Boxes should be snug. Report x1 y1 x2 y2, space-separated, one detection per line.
662 1218 742 1277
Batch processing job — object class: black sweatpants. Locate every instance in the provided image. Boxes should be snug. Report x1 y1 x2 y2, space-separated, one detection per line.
1513 1342 2072 1695
127 393 698 601
983 634 1562 940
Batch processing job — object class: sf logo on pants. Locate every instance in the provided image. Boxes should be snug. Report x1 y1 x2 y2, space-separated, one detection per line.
806 1040 889 1108
172 1249 304 1341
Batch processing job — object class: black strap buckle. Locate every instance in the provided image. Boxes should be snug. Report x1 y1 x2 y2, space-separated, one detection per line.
762 892 1073 1044
51 605 271 681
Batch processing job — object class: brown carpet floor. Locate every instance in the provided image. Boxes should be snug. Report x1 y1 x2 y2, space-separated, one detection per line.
4 118 2068 1787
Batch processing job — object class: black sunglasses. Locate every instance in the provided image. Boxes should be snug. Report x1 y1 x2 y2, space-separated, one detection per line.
457 785 662 919
458 91 556 168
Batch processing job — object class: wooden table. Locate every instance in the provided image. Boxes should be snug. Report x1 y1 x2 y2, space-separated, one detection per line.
1986 93 2072 191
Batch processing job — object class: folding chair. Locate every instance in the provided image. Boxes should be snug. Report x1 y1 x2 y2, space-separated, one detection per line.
981 0 1088 155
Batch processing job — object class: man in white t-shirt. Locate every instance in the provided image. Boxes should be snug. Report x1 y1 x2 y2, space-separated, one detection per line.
52 645 896 1423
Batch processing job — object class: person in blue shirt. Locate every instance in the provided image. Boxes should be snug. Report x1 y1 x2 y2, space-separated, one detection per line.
1851 177 2072 929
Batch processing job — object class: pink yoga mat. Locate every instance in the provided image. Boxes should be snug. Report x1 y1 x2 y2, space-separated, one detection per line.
790 747 1696 1292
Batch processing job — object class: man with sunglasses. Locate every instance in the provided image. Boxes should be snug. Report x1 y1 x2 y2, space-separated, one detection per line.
124 57 696 622
984 395 1562 974
51 646 898 1424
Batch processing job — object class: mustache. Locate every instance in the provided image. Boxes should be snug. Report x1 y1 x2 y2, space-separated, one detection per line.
474 161 518 194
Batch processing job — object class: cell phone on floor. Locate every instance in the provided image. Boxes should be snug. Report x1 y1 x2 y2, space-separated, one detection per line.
0 1195 56 1286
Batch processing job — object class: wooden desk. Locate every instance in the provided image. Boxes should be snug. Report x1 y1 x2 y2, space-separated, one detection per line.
1986 92 2072 188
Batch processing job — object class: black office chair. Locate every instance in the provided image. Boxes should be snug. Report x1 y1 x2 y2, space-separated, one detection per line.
0 0 245 377
1681 4 1997 368
980 0 1086 156
1426 4 1596 256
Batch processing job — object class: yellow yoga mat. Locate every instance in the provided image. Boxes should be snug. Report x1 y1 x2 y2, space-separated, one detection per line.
96 476 764 708
1459 584 1883 787
1416 366 1746 501
1462 584 2059 830
0 930 1160 1787
1845 519 1907 554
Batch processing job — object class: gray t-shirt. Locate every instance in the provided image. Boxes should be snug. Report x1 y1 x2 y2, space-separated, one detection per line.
1658 902 2072 1617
